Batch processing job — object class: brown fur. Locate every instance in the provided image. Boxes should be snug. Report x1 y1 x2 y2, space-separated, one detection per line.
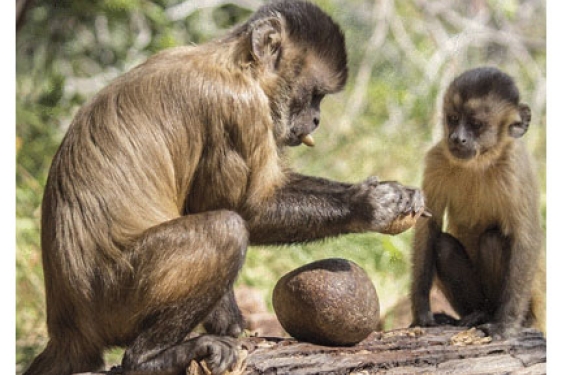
410 67 545 338
27 2 426 375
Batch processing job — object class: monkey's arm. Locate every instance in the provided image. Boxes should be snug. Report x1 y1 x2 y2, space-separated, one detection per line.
486 150 543 337
244 173 424 245
410 157 447 327
410 217 442 326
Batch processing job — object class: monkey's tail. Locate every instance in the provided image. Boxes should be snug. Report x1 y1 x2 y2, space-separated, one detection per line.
23 339 104 375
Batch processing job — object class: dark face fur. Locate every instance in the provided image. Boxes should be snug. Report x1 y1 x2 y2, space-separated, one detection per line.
443 93 500 160
284 57 339 147
442 67 530 161
243 0 348 148
286 87 323 146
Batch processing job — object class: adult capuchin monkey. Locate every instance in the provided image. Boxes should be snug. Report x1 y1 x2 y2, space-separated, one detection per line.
25 1 427 374
410 67 545 339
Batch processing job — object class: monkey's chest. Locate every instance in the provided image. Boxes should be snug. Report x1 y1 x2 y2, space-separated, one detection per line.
445 181 511 256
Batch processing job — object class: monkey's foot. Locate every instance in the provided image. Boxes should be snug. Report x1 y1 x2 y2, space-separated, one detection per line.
123 335 239 375
433 313 460 326
477 322 518 341
458 311 490 327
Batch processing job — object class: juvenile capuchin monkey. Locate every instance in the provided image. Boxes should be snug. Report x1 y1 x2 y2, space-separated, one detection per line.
410 66 545 339
25 1 427 375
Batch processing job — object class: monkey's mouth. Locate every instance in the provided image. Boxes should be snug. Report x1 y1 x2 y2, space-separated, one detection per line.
288 127 317 147
448 145 476 160
299 134 315 147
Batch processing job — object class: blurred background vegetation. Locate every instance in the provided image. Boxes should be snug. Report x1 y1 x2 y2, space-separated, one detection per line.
16 0 546 372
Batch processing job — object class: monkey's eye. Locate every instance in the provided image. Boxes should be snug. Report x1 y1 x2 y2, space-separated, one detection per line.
311 93 324 107
470 120 484 130
447 115 459 126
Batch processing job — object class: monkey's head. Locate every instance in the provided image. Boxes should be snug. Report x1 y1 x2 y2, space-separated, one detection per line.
236 0 348 147
442 67 531 162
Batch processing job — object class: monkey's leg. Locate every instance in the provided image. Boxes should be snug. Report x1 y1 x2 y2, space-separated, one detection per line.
410 218 441 328
23 338 104 375
476 228 510 312
435 233 490 326
475 228 517 337
122 210 248 375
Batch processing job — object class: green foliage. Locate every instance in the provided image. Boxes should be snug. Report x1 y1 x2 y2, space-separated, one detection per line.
240 231 412 311
16 0 546 373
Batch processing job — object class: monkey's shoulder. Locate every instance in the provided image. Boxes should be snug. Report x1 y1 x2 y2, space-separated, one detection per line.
423 143 448 167
422 143 457 182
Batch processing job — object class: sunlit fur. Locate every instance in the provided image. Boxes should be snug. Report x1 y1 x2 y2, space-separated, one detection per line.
27 2 350 374
410 67 545 337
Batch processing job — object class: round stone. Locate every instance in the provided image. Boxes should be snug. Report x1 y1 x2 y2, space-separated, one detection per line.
272 258 380 346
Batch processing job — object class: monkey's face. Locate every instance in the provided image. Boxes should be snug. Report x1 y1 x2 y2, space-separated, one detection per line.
442 68 531 163
278 55 344 148
286 84 323 147
246 12 347 148
444 109 485 160
443 92 530 162
443 92 507 161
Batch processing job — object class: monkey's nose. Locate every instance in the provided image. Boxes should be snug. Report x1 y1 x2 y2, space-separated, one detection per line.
313 117 320 127
450 134 467 145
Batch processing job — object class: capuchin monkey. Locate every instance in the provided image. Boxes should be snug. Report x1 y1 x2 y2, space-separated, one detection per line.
410 66 545 339
25 1 426 375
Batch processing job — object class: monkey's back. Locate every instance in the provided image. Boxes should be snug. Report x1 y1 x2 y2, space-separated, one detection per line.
40 45 284 301
40 47 238 301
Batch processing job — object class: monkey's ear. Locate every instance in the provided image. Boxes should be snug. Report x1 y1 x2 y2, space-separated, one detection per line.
250 17 283 69
508 103 532 138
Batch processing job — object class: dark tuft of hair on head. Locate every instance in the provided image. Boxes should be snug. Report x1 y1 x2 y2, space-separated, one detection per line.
451 66 520 105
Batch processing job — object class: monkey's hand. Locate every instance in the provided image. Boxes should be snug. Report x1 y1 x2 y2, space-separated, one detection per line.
351 177 425 235
410 311 437 328
477 322 519 341
191 335 240 375
411 312 460 330
122 335 239 375
203 290 245 338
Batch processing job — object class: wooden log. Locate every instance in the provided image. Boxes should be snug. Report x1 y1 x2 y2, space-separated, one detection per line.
76 326 546 375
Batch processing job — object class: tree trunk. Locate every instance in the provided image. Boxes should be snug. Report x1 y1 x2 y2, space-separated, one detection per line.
78 326 546 375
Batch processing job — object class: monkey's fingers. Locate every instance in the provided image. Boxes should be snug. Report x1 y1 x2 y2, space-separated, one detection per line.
421 209 432 218
299 134 315 147
409 189 425 216
194 348 247 375
380 214 417 235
